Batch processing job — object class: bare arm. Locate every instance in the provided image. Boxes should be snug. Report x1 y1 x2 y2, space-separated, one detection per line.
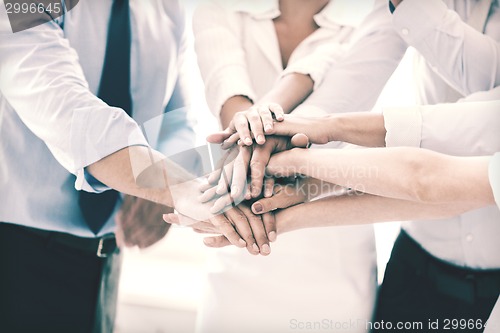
275 193 484 235
267 147 494 206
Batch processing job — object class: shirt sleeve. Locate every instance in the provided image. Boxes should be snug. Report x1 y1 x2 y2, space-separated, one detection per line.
193 1 257 118
294 0 407 114
489 153 500 210
280 42 347 89
392 0 500 95
384 88 500 156
0 8 149 192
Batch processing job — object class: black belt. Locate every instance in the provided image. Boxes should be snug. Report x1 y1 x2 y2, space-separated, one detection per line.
396 230 500 304
17 225 118 258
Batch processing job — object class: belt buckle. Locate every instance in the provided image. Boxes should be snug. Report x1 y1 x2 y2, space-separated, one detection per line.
97 234 116 258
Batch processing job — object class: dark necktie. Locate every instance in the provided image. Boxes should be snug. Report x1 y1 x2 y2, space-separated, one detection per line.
79 0 132 235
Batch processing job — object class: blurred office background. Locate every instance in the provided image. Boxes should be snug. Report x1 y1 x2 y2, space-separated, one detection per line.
114 4 417 333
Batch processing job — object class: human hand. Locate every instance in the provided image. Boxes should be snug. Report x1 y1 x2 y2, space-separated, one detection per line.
209 103 285 147
250 177 311 215
202 135 310 214
115 195 172 249
163 203 275 255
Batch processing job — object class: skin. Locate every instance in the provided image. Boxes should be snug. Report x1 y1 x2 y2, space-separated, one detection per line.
211 0 332 201
169 148 493 248
86 146 268 254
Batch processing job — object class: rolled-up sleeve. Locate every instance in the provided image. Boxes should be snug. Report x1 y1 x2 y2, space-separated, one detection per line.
193 1 256 117
383 89 500 156
281 42 346 89
392 0 500 95
0 10 149 192
489 153 500 210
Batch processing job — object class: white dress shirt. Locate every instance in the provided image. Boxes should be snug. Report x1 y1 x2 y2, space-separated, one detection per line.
386 0 500 269
0 0 193 237
384 85 500 269
194 1 380 332
485 152 500 333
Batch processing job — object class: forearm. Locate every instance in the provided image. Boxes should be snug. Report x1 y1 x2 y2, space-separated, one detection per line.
271 112 386 146
219 95 254 128
258 73 314 114
332 112 386 147
275 193 487 235
282 147 493 204
87 146 200 207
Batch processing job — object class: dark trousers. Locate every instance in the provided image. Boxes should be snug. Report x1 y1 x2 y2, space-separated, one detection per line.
0 223 122 333
373 231 500 333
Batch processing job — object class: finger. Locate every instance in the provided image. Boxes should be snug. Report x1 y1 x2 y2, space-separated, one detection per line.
226 208 259 255
199 186 218 203
208 146 236 185
216 161 233 196
239 205 271 256
210 214 247 248
191 221 220 233
249 143 273 198
210 193 234 214
203 235 232 248
259 105 275 134
262 212 277 242
291 133 309 148
251 183 305 215
230 147 250 199
269 103 284 121
248 107 265 144
234 112 253 146
199 180 214 192
193 228 217 234
163 213 180 225
263 177 275 198
244 183 252 200
206 126 235 144
221 132 241 149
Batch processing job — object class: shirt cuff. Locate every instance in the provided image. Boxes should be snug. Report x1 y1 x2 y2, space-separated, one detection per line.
383 106 423 147
71 106 149 193
392 0 449 45
489 153 500 210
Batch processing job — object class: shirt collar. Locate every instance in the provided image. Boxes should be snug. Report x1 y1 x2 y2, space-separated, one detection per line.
229 0 375 29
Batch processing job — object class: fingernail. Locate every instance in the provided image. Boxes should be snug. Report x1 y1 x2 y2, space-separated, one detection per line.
253 202 263 213
244 138 253 145
264 124 273 132
204 238 215 246
261 244 271 255
238 239 247 247
252 243 260 253
257 135 265 144
265 190 272 198
269 231 277 242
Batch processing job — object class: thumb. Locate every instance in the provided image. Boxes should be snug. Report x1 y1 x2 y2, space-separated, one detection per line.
290 133 309 148
204 235 232 248
251 191 292 214
206 126 235 144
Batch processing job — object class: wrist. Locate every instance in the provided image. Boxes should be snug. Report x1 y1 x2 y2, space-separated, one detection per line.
275 203 304 235
326 115 342 142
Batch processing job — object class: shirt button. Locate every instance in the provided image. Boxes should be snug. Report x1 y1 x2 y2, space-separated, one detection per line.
465 234 474 243
401 28 409 36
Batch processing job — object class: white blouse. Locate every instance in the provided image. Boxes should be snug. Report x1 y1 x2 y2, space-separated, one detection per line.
193 1 379 333
194 0 375 118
